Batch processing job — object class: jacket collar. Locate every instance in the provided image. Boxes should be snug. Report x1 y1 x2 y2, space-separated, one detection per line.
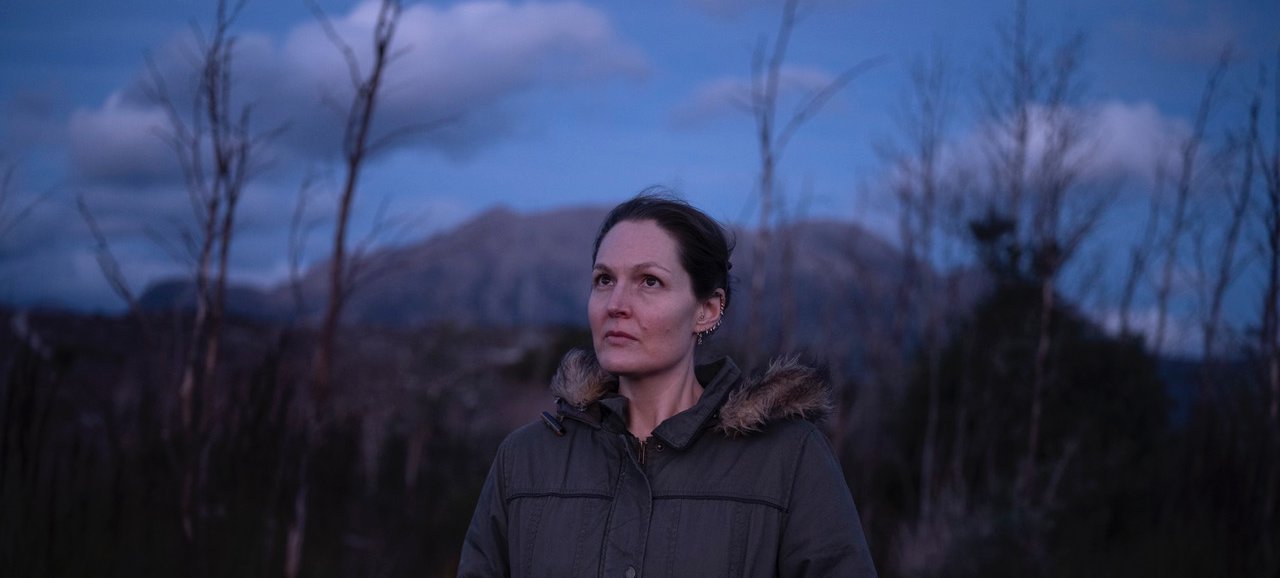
550 349 832 448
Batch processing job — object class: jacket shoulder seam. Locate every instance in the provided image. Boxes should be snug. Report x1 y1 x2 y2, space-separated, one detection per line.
782 426 821 512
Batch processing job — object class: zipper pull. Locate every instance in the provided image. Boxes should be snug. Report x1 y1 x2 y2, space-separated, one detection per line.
541 411 565 436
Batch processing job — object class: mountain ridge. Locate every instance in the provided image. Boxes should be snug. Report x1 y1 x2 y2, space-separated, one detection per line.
138 203 968 349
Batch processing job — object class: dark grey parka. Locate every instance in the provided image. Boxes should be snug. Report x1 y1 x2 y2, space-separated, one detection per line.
457 350 877 578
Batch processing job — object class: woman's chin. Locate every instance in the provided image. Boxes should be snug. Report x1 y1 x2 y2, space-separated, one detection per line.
595 350 637 376
599 346 668 377
596 347 693 380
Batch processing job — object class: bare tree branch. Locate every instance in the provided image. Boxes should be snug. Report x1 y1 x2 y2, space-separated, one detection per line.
1255 46 1280 423
289 171 321 318
775 55 887 161
1198 84 1259 380
1118 160 1167 335
0 160 49 250
314 0 408 412
743 0 879 366
77 195 145 323
365 114 461 155
306 0 364 90
1153 48 1231 354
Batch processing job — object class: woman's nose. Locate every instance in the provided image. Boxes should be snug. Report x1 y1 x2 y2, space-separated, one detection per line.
606 285 630 317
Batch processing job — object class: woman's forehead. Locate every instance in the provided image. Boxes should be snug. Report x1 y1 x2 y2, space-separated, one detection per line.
594 220 681 267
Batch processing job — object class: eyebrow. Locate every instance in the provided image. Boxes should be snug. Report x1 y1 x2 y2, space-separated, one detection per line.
593 262 673 274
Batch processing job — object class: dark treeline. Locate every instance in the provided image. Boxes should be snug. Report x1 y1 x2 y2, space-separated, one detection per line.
0 310 588 577
0 231 1276 577
821 239 1280 576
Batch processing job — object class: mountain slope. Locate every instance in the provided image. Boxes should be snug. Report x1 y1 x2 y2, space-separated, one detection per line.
141 204 975 345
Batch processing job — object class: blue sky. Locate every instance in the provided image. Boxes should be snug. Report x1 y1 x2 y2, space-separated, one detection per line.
1 0 1277 353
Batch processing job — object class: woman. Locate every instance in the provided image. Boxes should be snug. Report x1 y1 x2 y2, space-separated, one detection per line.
458 193 876 577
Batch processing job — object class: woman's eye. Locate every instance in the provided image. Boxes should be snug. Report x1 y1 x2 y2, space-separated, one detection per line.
593 274 613 287
642 275 662 288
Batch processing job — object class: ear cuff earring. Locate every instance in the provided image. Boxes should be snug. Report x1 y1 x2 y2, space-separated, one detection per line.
696 297 726 346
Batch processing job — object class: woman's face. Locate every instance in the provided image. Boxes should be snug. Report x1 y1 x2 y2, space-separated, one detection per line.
589 219 720 379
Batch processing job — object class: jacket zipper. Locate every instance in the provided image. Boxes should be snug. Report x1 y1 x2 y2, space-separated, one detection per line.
637 437 648 465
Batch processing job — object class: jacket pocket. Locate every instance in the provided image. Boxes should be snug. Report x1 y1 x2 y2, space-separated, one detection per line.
507 492 612 578
648 495 786 578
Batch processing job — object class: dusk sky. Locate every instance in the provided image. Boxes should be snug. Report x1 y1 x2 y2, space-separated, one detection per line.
1 0 1277 352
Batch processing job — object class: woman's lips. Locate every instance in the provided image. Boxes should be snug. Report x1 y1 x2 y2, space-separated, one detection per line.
603 330 637 344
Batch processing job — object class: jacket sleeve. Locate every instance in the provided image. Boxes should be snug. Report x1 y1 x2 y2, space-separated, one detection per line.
457 441 510 578
778 427 878 578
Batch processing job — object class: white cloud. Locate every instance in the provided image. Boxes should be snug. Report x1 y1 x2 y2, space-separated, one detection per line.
1085 101 1190 182
67 0 648 175
944 99 1190 191
276 0 649 158
67 93 179 184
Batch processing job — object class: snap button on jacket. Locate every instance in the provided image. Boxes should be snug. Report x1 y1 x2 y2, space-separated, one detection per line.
458 351 877 578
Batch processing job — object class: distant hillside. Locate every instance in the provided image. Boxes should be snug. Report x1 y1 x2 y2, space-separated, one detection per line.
298 205 611 327
141 203 980 348
139 278 291 321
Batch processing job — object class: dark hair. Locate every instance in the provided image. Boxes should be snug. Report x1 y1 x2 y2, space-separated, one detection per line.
592 189 735 310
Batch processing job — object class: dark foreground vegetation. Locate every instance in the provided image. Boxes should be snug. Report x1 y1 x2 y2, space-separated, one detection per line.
0 309 587 577
2 265 1277 577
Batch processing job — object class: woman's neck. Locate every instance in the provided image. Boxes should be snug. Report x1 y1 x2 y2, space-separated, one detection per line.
618 360 703 440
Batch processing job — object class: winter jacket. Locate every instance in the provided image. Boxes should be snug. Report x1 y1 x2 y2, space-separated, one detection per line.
457 349 877 578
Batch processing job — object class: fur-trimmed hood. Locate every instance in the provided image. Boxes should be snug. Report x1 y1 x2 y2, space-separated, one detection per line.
550 348 832 436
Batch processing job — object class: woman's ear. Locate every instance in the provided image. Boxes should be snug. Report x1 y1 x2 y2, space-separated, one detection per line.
695 289 725 333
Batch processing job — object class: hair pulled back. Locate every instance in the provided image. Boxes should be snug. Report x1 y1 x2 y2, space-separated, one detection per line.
592 188 735 311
